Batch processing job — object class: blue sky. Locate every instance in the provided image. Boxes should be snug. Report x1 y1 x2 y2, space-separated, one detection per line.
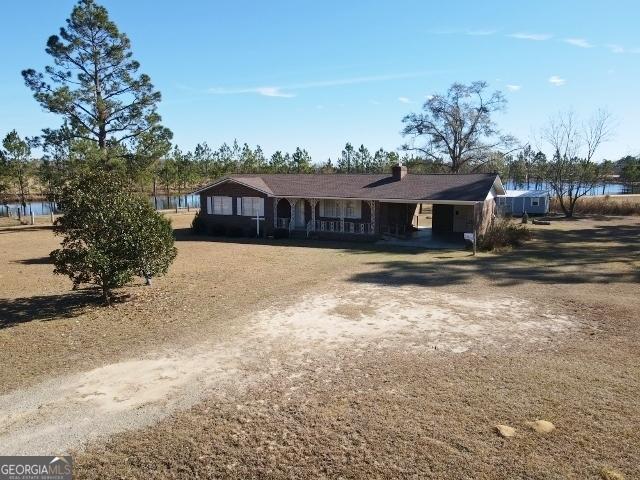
2 0 639 163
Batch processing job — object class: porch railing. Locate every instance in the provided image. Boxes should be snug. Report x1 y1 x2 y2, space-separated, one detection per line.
314 220 372 235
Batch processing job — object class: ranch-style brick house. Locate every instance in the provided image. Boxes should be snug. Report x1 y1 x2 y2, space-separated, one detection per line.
192 164 505 241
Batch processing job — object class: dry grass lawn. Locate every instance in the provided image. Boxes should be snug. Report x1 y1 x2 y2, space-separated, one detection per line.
1 213 639 479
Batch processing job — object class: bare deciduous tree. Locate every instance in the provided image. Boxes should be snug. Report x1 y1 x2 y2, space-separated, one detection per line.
541 109 613 217
401 81 515 172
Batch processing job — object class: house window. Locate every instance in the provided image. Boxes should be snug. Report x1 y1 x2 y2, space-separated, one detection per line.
531 198 540 207
320 199 361 219
241 197 264 217
344 200 361 219
208 196 233 215
320 199 339 218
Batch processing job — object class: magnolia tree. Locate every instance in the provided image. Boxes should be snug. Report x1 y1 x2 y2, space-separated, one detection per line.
540 109 612 217
51 169 176 304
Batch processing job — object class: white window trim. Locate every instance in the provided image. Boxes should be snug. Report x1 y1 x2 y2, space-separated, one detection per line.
320 199 361 219
344 200 361 219
241 197 264 217
211 196 233 215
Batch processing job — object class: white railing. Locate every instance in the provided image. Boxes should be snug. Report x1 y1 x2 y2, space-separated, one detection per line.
314 220 372 235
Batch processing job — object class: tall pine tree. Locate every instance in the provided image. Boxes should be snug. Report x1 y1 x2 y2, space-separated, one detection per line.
22 0 171 160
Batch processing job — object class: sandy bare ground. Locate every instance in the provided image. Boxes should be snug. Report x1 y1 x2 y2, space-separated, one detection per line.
0 283 573 455
1 214 639 478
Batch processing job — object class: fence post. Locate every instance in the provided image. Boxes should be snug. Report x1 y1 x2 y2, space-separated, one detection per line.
50 211 54 224
30 212 35 225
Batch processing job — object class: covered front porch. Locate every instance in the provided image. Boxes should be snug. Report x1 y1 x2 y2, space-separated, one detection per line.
273 197 377 237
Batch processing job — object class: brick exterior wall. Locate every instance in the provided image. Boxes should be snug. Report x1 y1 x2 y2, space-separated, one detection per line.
196 179 489 242
199 182 274 237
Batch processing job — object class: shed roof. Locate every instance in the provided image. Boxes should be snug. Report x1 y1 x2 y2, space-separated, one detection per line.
502 189 550 197
193 173 503 203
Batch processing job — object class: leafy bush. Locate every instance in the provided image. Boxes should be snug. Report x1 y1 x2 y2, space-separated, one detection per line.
550 195 640 216
273 228 289 239
479 218 532 251
51 170 177 304
191 209 207 234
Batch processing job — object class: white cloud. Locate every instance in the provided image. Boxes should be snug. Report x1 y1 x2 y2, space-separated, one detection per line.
369 99 381 105
429 28 496 36
465 29 497 36
506 84 522 92
207 85 296 97
398 97 411 104
548 75 566 87
207 71 437 97
509 32 553 41
606 44 625 53
606 44 640 54
255 87 296 98
564 38 592 48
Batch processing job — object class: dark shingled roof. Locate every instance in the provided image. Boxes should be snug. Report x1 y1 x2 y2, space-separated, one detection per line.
195 173 502 202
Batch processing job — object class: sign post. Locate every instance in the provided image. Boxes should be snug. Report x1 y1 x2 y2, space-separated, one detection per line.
464 232 476 255
255 214 265 237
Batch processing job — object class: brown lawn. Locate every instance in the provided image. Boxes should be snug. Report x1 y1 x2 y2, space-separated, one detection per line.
0 213 639 479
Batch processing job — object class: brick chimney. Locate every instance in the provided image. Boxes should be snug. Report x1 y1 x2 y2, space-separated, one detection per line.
391 163 407 181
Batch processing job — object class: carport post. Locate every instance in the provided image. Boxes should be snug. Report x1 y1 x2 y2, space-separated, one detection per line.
472 202 478 256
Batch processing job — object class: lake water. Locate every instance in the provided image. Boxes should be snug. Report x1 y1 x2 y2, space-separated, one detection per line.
503 181 632 195
1 183 636 217
1 194 201 217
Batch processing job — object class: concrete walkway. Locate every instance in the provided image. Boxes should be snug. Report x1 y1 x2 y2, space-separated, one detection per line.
376 228 466 249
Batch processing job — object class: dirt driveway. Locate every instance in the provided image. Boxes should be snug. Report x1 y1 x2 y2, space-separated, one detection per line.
1 214 639 478
0 282 574 455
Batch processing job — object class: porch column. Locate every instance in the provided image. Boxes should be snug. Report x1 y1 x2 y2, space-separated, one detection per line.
339 199 345 232
273 197 279 228
287 198 298 231
310 198 317 231
368 200 376 234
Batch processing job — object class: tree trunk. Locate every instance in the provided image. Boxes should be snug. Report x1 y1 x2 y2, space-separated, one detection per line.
102 285 111 305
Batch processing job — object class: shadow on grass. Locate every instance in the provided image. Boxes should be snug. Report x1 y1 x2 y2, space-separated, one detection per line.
0 225 54 235
173 228 466 255
348 223 640 288
13 256 53 265
0 290 128 329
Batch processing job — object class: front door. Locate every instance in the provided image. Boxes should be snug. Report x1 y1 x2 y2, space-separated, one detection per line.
295 200 306 228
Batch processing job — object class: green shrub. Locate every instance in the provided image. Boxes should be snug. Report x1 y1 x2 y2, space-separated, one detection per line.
191 210 207 234
51 170 177 304
479 218 532 251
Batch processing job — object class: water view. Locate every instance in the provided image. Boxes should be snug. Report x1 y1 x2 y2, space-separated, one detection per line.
1 194 201 216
